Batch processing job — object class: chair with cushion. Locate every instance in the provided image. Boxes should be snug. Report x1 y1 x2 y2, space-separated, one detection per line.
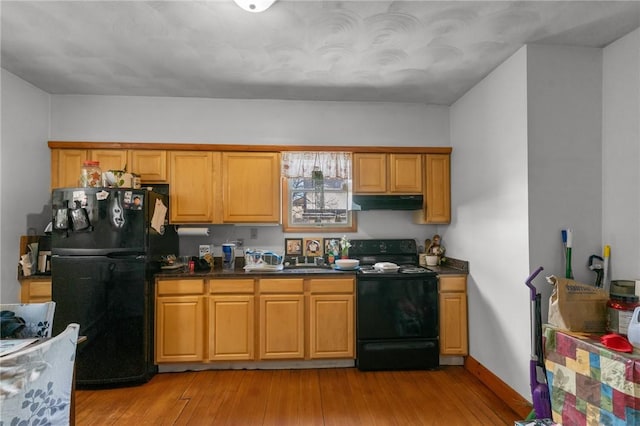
0 302 56 338
0 323 80 425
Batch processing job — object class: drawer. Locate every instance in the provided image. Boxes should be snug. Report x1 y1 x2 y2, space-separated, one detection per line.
309 278 354 294
157 279 205 296
439 275 467 292
259 278 304 293
209 279 255 294
29 281 52 298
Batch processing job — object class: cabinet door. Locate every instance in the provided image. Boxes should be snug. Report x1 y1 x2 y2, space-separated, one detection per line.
51 149 88 188
353 153 387 193
259 294 304 359
309 294 354 359
222 152 280 223
389 154 422 194
155 295 205 363
439 275 468 356
169 151 216 223
90 150 128 172
424 154 451 223
128 150 167 182
209 295 254 361
20 280 52 303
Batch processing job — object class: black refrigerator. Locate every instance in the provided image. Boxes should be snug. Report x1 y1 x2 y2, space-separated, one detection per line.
51 187 178 388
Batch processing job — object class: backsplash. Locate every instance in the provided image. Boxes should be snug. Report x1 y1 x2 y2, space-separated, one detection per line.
176 210 441 259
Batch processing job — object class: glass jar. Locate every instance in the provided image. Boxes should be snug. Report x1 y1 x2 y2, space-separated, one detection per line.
80 161 102 188
607 294 640 335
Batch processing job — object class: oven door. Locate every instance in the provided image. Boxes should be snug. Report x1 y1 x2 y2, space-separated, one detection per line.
356 274 438 340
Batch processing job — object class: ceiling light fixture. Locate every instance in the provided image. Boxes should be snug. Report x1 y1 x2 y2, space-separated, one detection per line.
233 0 276 13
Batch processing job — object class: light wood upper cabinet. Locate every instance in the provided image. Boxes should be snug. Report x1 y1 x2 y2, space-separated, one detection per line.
51 148 168 188
90 149 128 172
389 154 423 193
51 149 88 188
354 153 422 194
424 154 451 223
353 153 387 193
415 153 451 224
169 151 219 223
222 152 280 223
439 275 468 356
128 150 167 182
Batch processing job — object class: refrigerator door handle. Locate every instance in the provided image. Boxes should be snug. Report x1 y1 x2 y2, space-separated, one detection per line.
106 252 146 261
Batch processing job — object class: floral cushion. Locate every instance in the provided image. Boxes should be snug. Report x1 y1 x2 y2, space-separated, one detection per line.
0 302 55 338
0 323 79 426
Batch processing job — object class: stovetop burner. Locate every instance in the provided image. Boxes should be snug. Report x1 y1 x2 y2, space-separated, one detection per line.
400 267 431 274
358 265 431 274
349 239 434 277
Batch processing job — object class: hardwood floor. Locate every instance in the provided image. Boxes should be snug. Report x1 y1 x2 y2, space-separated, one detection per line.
75 367 522 425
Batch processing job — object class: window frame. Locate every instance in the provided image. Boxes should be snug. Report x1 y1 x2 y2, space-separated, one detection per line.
281 178 357 232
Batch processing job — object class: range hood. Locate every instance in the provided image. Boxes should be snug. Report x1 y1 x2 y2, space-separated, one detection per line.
351 194 423 211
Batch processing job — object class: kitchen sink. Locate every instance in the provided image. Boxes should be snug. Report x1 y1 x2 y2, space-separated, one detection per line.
282 265 338 273
282 268 336 274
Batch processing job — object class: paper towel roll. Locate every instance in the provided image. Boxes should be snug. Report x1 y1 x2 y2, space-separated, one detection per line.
177 227 210 237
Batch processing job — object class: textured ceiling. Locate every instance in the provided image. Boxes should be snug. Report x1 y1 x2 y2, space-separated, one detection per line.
2 1 639 105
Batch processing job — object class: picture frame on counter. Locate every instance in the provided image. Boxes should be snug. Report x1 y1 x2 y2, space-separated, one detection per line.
285 238 303 256
303 238 323 257
324 237 340 254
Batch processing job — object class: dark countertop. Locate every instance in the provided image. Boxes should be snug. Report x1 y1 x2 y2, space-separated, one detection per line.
155 257 468 279
424 257 470 275
155 267 356 279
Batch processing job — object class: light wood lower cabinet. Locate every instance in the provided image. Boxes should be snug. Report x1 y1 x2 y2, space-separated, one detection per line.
155 279 206 363
20 279 52 303
439 275 468 356
309 278 354 359
209 279 255 361
258 278 305 360
155 276 355 364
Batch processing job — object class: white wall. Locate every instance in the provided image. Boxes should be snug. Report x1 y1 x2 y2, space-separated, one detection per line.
602 28 640 281
449 41 621 402
50 95 449 147
448 47 531 399
1 69 51 303
527 44 603 322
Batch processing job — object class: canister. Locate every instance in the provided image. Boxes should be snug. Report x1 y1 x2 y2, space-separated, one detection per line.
80 161 102 187
222 243 236 270
607 294 640 335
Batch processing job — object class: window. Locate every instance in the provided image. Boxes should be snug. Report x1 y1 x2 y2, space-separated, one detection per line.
281 152 356 232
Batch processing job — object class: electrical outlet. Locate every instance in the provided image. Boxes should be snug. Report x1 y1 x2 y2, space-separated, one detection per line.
236 238 244 247
250 228 258 239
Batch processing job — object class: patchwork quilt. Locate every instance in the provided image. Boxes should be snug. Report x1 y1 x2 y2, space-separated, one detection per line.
544 325 640 425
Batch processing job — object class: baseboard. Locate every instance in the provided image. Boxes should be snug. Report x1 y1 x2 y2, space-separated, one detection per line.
158 359 355 373
464 356 532 419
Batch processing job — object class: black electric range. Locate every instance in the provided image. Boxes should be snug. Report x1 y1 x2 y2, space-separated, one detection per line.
349 239 439 371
